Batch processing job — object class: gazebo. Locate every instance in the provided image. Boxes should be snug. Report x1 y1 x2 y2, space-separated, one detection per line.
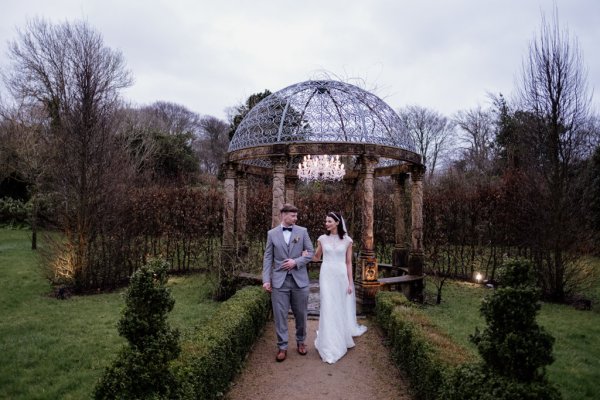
222 80 425 311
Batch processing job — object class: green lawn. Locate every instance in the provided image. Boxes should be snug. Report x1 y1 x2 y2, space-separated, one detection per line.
423 278 600 400
3 227 598 400
0 229 219 400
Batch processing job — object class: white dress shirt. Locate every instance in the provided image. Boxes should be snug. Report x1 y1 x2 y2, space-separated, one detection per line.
282 225 292 244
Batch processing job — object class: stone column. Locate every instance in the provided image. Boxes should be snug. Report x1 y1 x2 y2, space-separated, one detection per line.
285 176 297 205
356 156 379 313
408 165 425 302
221 163 237 271
236 171 248 258
393 173 410 272
359 157 377 256
344 178 357 239
271 157 287 228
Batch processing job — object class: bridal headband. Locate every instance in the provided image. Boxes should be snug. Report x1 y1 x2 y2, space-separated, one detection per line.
328 211 348 235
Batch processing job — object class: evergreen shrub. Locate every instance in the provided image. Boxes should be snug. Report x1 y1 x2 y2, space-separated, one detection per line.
443 259 561 399
94 259 181 399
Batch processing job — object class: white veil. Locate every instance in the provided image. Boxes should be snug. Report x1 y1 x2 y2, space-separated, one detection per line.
340 214 348 238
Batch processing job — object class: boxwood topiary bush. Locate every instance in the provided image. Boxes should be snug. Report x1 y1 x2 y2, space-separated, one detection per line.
94 261 270 400
175 285 270 399
94 259 182 400
443 259 561 399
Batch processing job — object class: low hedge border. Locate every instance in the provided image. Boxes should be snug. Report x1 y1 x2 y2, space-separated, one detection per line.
375 291 475 400
175 286 270 399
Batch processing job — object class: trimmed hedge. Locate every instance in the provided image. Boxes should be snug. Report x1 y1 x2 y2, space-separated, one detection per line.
175 286 270 399
444 364 561 400
375 291 475 400
376 284 561 400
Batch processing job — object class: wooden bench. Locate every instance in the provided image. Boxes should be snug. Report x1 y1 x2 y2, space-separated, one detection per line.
378 274 425 292
378 263 409 277
237 272 262 285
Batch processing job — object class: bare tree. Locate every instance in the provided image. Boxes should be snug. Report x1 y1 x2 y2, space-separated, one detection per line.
3 18 133 289
118 102 202 183
145 101 202 136
115 106 159 181
398 105 455 179
454 106 496 174
197 116 229 174
517 9 593 301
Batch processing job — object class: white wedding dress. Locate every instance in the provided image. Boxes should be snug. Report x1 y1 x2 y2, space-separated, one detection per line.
314 234 367 364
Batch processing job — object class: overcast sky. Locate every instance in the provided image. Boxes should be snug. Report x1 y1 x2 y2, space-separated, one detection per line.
1 0 599 121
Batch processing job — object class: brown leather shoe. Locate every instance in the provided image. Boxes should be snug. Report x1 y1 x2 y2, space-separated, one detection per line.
276 349 287 362
297 342 307 356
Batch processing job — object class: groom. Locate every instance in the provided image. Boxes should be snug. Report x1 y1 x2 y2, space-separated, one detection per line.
262 203 314 362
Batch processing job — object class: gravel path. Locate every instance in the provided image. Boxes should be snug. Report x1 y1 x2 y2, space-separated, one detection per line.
225 317 412 400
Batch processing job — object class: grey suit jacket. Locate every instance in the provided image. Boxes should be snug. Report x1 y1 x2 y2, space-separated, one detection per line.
262 225 314 289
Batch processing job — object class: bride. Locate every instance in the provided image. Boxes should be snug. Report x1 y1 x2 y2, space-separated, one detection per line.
312 211 367 364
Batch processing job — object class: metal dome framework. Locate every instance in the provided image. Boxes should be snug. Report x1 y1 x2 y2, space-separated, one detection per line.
227 80 422 174
222 80 426 311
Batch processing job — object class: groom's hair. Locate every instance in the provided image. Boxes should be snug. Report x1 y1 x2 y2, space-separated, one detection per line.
280 203 298 213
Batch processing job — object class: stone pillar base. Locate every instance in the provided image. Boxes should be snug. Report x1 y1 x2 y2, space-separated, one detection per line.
356 281 381 314
216 245 237 300
408 251 424 276
236 242 248 260
408 278 424 303
355 255 379 314
408 251 425 303
220 245 236 272
393 248 409 270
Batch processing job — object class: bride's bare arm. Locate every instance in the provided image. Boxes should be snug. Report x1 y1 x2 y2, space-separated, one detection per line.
303 240 322 261
346 243 353 293
312 240 323 261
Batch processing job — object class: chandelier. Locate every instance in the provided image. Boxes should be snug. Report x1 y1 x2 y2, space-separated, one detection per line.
297 155 345 182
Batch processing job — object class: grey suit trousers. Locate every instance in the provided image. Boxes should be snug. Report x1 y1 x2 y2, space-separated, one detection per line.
271 274 309 350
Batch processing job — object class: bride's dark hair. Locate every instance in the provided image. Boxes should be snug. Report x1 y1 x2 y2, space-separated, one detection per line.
326 211 346 239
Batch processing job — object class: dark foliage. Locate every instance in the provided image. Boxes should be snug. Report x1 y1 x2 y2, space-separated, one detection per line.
228 90 272 141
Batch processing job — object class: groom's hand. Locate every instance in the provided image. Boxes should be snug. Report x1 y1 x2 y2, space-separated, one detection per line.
262 282 272 293
282 258 296 270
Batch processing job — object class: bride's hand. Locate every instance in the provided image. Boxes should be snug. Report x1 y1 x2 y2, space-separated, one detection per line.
302 250 309 257
347 285 352 295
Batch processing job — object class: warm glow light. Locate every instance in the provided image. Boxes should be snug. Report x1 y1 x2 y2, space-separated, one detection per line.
475 272 483 283
297 155 345 182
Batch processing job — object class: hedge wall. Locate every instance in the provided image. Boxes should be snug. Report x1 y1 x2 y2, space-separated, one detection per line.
174 286 270 399
375 291 475 400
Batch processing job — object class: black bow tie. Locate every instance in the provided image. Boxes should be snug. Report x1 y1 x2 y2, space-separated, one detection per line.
282 227 293 231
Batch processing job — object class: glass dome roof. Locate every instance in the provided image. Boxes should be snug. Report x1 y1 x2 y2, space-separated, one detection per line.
228 80 415 153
